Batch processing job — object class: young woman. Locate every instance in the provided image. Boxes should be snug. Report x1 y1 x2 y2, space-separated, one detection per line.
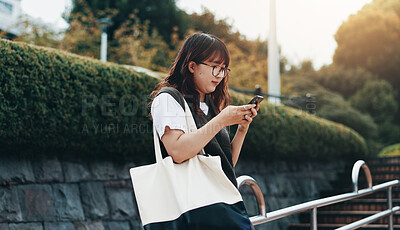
150 33 259 229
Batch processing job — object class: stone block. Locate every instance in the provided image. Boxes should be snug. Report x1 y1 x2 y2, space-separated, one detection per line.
0 187 22 221
90 161 117 180
298 178 319 199
241 195 258 217
129 220 144 230
104 221 130 230
251 175 268 195
0 223 9 230
265 174 292 197
285 178 303 198
116 162 136 180
53 184 85 221
18 184 55 221
44 222 75 230
105 188 136 220
63 161 91 182
9 222 43 230
80 182 109 219
0 157 35 184
33 157 64 182
104 180 127 189
256 221 278 230
74 221 105 230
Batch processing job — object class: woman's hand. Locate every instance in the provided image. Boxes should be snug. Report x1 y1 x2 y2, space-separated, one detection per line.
217 104 256 127
237 103 260 132
230 103 260 166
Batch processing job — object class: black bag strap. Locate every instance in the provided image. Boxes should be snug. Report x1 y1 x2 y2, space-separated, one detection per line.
156 87 185 111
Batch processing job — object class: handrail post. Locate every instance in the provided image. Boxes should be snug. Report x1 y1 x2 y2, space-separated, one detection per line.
311 208 317 230
237 176 267 218
352 160 373 193
388 187 393 230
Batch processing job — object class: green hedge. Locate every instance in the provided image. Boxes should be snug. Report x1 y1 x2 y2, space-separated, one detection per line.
231 93 367 161
1 39 158 162
379 143 400 157
0 39 367 162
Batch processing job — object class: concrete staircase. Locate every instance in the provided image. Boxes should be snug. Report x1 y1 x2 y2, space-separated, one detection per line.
288 156 400 230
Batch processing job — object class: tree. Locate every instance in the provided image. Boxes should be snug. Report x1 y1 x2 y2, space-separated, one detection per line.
349 80 399 145
110 13 171 71
349 80 398 124
227 40 268 90
308 65 378 98
68 0 189 44
60 7 102 58
7 17 61 49
333 0 400 126
282 75 378 142
187 8 257 55
333 0 400 91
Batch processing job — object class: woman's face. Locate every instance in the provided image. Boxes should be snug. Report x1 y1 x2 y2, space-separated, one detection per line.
188 58 226 100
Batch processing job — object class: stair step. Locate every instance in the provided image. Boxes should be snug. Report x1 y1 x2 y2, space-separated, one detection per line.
299 211 400 225
357 178 400 186
367 157 400 165
321 199 400 211
370 165 400 172
288 223 400 230
370 171 400 175
320 187 400 199
288 157 400 230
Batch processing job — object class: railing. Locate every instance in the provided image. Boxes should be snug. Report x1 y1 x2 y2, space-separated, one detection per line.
229 86 316 114
237 160 400 230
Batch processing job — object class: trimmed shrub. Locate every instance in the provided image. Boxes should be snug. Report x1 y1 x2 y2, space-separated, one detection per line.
282 75 378 141
0 39 367 162
379 143 400 157
231 92 367 161
308 65 377 99
1 39 158 163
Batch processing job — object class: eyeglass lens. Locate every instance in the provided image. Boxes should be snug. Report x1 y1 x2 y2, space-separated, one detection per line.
212 66 228 77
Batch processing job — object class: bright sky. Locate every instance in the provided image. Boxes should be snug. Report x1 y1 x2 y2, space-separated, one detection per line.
21 0 372 69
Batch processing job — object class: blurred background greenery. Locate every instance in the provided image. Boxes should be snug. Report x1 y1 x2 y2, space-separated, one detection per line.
2 0 399 156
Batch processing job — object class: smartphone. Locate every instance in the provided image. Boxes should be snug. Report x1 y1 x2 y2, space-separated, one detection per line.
248 95 264 106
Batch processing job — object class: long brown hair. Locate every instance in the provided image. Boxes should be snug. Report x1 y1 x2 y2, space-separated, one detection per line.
150 33 231 116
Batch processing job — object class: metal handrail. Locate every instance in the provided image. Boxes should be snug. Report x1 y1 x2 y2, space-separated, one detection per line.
237 160 400 229
237 176 266 217
352 160 373 192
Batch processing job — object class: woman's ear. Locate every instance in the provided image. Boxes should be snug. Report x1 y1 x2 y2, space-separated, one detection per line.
188 61 196 74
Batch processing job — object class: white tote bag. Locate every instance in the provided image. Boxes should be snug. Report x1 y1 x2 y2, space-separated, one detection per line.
130 97 252 229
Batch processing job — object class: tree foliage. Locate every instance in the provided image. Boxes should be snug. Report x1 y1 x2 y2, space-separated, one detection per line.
109 13 172 72
282 75 378 143
350 80 398 123
187 8 254 54
308 65 378 98
333 0 400 91
349 80 399 145
68 0 189 43
3 17 61 49
60 6 102 58
333 0 400 132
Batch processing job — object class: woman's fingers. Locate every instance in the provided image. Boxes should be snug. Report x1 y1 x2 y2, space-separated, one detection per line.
250 107 257 117
245 115 252 122
242 104 256 111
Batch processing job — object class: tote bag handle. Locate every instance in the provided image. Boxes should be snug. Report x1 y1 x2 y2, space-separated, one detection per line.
153 98 206 163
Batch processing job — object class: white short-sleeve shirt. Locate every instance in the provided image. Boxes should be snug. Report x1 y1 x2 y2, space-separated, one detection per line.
151 93 209 139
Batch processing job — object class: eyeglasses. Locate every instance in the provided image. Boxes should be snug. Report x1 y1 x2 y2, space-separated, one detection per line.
197 62 231 77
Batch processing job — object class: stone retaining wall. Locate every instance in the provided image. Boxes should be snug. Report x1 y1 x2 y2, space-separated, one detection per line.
0 156 345 230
